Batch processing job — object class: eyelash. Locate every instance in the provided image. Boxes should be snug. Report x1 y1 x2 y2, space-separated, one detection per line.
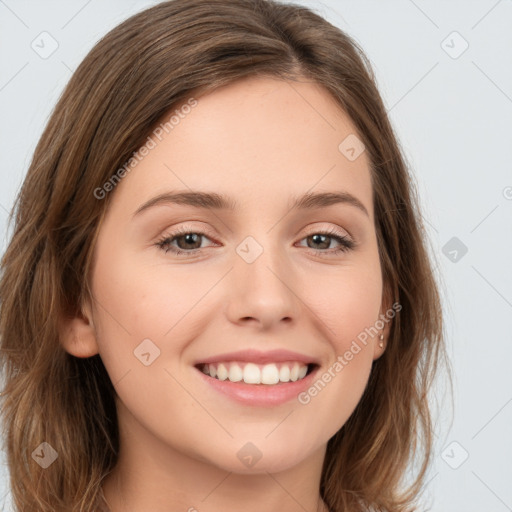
155 225 356 258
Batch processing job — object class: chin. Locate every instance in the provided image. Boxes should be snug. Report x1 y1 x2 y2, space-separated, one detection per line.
195 437 318 475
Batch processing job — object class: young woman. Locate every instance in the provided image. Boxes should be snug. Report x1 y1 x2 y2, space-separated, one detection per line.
0 0 451 511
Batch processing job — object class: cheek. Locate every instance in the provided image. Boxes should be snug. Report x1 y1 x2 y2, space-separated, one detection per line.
88 244 174 376
289 257 381 407
336 281 382 348
304 260 382 348
91 244 200 340
295 269 381 433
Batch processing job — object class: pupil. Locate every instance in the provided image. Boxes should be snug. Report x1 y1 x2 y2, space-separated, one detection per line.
180 233 200 249
311 234 328 249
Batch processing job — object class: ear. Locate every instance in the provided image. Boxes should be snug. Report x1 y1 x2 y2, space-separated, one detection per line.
372 284 395 361
58 296 100 358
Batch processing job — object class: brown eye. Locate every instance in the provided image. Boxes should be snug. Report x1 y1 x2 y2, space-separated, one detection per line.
298 229 355 256
156 228 216 256
307 233 331 250
173 233 203 250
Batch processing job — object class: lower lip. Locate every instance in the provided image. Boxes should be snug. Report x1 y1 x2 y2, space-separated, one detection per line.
195 365 319 407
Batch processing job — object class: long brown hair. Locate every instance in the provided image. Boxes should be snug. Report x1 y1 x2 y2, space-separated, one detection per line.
0 0 452 510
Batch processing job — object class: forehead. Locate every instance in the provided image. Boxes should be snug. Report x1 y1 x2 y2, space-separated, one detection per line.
108 75 373 220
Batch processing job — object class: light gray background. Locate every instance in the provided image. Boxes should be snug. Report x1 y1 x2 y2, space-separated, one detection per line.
0 1 511 511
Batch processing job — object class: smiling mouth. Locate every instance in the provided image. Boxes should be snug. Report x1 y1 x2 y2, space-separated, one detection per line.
195 361 318 385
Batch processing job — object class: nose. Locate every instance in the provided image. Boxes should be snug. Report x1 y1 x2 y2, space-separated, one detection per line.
224 237 301 330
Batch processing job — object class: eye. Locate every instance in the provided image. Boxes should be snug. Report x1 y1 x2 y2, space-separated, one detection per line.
155 226 217 256
297 227 355 256
155 225 356 258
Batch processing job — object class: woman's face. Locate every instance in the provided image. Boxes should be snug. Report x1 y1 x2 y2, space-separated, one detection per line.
72 76 386 475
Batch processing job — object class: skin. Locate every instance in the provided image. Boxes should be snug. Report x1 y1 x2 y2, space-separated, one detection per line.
59 75 389 512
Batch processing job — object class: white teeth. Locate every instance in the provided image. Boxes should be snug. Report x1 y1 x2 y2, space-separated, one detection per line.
279 365 290 382
200 361 311 385
228 363 243 382
261 364 280 385
290 363 299 382
217 363 228 381
243 363 261 384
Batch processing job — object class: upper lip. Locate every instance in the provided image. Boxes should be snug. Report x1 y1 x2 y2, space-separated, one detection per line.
195 349 320 366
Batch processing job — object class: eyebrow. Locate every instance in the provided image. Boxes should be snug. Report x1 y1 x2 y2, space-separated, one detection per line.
133 190 369 218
